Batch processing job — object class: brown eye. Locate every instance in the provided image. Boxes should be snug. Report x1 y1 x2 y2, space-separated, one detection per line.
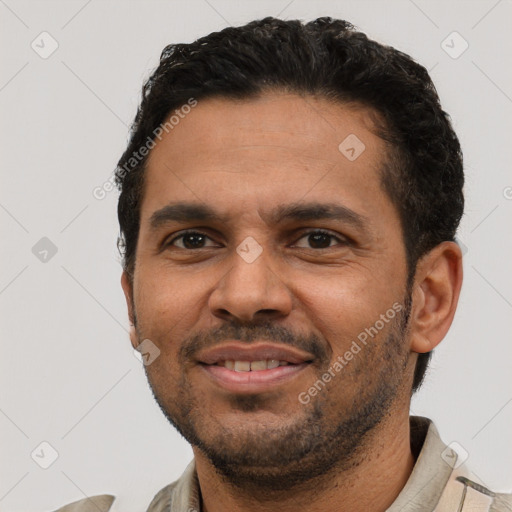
294 230 347 249
166 231 217 249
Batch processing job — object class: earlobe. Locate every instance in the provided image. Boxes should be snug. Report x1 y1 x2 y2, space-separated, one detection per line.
121 271 134 322
121 271 139 350
409 241 463 354
128 324 139 351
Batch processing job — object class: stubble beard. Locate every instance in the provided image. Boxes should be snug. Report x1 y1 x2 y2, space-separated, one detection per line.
136 293 412 494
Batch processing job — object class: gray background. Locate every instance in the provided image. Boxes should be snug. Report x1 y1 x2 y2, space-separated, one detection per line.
1 0 511 510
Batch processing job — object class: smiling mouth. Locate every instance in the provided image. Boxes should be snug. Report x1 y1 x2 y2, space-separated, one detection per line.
200 360 311 393
212 360 292 371
196 342 314 391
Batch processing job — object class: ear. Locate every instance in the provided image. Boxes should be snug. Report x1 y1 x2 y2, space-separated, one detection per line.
121 271 139 350
409 241 463 354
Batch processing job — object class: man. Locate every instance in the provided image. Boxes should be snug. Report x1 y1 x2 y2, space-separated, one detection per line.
55 16 511 512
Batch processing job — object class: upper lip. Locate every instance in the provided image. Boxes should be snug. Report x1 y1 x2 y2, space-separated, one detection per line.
196 342 314 365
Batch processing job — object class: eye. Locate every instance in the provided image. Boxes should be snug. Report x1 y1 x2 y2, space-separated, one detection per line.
165 230 219 250
293 230 348 249
164 229 348 251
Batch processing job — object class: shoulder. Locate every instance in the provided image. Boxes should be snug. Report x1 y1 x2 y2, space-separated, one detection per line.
47 483 178 512
461 479 512 512
50 460 195 512
145 481 179 512
439 472 512 511
49 495 115 512
48 483 178 512
492 492 512 511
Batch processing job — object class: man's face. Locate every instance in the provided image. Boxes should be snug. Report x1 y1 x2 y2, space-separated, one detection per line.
122 92 415 488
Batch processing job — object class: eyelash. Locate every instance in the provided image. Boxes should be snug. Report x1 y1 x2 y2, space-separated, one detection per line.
164 229 348 250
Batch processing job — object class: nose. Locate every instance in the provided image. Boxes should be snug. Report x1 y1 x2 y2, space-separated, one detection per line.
208 244 293 323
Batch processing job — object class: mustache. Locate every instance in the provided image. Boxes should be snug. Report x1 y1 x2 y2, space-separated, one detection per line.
179 319 330 364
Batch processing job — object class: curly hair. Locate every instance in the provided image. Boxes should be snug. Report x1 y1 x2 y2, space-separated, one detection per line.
115 17 464 393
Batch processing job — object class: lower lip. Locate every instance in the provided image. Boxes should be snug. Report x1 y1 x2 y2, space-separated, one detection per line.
199 363 310 393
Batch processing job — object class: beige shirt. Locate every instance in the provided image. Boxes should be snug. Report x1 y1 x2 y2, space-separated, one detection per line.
52 416 512 512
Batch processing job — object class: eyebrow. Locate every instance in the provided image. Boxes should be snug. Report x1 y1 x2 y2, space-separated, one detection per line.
148 201 370 233
149 202 226 231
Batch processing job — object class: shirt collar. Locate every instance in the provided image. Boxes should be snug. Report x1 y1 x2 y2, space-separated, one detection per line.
386 416 453 511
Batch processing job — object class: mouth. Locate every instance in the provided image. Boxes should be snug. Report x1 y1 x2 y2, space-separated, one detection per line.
196 342 314 393
212 359 293 371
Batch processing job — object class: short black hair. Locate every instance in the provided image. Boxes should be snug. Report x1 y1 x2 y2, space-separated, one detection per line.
115 17 464 393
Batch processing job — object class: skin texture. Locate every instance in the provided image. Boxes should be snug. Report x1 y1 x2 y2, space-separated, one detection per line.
121 92 463 512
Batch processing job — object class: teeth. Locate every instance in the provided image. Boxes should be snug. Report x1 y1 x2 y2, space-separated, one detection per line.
250 360 267 371
234 361 251 372
222 360 290 372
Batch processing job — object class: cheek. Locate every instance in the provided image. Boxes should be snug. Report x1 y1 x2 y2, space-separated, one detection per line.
294 271 399 345
134 270 206 344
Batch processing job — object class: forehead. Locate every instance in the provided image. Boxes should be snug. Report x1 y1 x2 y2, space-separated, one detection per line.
140 92 396 229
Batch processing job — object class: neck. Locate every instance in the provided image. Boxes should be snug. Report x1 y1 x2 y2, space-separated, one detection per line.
193 408 415 512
